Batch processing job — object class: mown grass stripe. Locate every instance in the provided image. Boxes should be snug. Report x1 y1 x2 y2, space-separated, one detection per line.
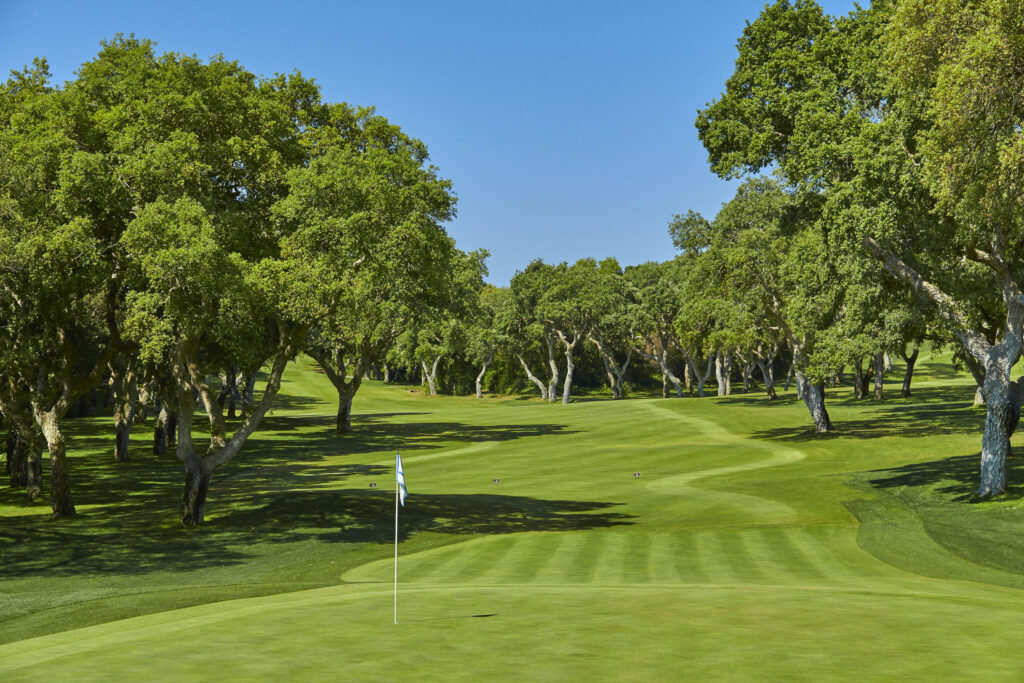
646 532 682 584
399 544 469 584
784 528 857 584
623 532 652 583
591 532 629 585
443 536 517 584
571 529 610 585
674 532 707 584
730 530 769 584
495 533 558 584
695 531 743 585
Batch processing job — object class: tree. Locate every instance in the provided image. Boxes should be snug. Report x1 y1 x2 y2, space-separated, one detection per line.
586 259 635 400
626 260 686 398
538 259 608 404
301 122 458 431
0 57 115 517
697 0 1024 494
468 285 508 399
114 45 457 524
508 260 563 401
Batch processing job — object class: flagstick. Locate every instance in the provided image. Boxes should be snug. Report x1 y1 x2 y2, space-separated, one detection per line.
394 476 399 625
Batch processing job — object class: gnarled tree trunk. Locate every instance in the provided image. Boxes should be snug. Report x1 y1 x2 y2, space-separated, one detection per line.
590 335 631 400
475 349 494 399
978 367 1013 498
756 359 777 399
554 329 581 405
796 371 833 434
687 353 714 397
421 356 441 396
517 354 548 399
36 408 75 519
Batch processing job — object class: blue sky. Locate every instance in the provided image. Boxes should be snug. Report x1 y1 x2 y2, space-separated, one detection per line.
0 0 856 284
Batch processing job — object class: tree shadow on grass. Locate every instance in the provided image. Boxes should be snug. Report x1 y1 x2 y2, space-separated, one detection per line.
749 386 982 443
861 452 1024 502
0 489 631 578
0 407 598 578
255 413 578 457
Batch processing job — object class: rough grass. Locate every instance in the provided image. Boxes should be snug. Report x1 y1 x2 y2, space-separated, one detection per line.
4 349 1024 680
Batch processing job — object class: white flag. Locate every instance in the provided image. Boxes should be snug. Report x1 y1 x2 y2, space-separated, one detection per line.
396 453 408 506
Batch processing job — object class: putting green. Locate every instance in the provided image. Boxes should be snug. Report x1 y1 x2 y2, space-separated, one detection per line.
3 354 1024 679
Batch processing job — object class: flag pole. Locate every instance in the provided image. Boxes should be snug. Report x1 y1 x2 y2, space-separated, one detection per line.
394 458 400 625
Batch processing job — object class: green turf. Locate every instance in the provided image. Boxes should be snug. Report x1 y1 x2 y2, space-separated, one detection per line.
4 350 1024 680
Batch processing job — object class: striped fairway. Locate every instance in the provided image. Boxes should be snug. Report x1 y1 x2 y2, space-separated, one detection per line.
4 355 1024 680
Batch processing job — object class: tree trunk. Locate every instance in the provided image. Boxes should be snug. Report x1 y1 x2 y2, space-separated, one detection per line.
684 361 693 395
756 360 777 399
153 397 168 455
978 370 1014 498
614 351 632 399
422 356 441 396
475 350 494 399
25 433 42 502
223 366 239 419
546 333 560 403
590 336 630 400
562 351 575 404
741 361 755 393
656 350 683 398
873 352 885 400
337 389 354 433
784 361 795 391
6 429 26 488
852 358 866 400
691 359 705 397
110 362 135 463
688 354 714 397
798 374 834 434
598 350 618 399
900 341 920 398
241 369 258 416
516 354 548 399
960 350 987 407
166 412 177 448
181 458 210 527
37 409 74 518
715 351 727 397
556 331 580 405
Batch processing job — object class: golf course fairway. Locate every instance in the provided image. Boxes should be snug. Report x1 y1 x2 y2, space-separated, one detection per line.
3 353 1024 680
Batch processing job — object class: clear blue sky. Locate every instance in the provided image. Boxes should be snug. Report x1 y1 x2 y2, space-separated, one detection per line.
0 0 855 285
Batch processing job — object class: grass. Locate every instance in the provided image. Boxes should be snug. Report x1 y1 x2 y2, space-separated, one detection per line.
3 349 1024 679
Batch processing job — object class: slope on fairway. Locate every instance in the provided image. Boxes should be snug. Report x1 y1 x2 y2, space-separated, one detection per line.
4 355 1024 680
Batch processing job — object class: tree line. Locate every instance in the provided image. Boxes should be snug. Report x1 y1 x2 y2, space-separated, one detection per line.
3 0 1024 526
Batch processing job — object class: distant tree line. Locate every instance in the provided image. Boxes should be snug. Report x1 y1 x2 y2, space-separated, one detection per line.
398 0 1024 502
